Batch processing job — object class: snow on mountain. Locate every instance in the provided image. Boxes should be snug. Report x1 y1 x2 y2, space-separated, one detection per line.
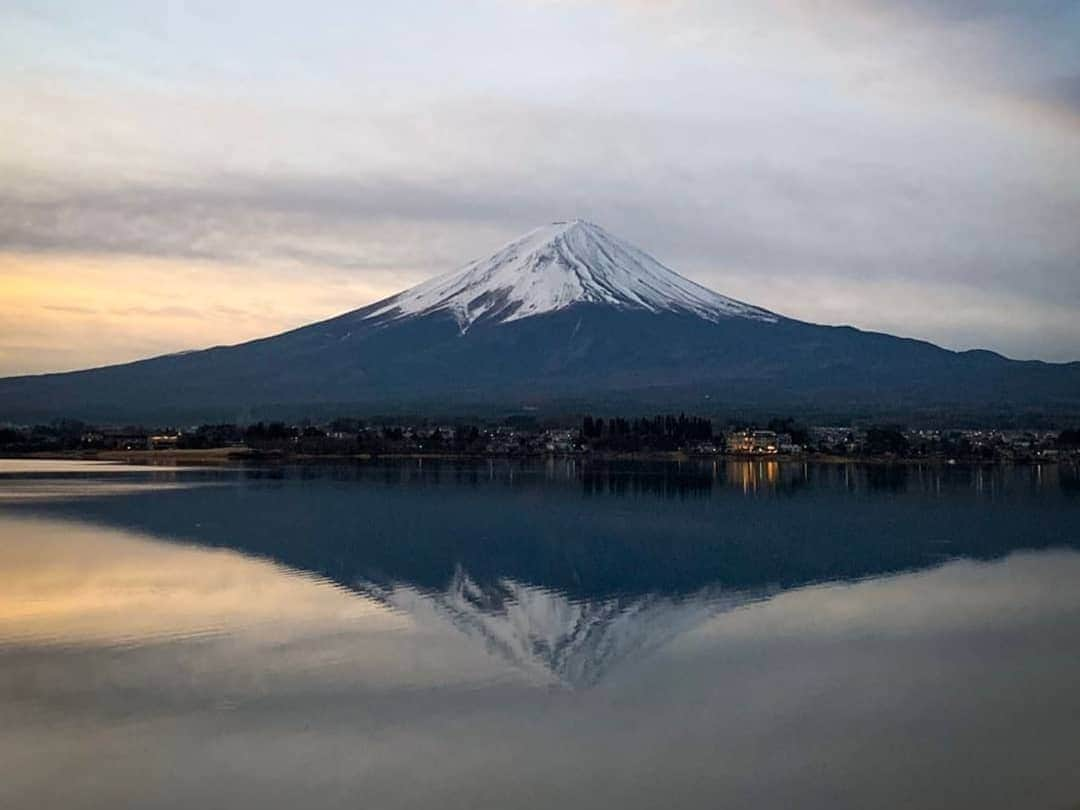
358 567 773 688
365 219 778 331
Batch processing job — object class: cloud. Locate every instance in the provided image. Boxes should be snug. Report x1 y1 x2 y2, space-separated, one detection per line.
0 0 1078 371
0 253 397 376
1041 73 1080 115
3 105 1076 298
40 304 98 315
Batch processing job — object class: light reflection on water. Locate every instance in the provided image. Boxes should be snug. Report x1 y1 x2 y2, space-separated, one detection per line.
0 458 216 502
0 516 405 652
0 459 172 474
1 459 1079 809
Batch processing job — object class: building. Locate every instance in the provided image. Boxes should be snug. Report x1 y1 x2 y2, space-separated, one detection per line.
726 430 779 455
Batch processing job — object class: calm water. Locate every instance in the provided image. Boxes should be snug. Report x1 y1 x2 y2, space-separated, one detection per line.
2 458 1079 809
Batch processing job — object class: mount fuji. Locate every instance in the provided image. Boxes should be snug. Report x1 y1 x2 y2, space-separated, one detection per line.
1 219 1078 421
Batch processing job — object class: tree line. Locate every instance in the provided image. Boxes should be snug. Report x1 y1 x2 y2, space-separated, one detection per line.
581 414 714 451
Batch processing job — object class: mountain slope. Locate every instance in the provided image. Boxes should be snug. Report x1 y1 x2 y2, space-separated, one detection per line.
1 220 1078 422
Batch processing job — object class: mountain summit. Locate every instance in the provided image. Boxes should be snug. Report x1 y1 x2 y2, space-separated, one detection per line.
1 220 1078 421
366 220 776 330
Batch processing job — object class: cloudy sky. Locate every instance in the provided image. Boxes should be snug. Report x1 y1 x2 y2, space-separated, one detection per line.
2 0 1079 376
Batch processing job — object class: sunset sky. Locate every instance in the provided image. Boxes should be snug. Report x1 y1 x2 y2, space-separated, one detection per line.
3 0 1079 376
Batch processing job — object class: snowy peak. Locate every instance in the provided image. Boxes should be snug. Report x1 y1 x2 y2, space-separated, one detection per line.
366 220 777 330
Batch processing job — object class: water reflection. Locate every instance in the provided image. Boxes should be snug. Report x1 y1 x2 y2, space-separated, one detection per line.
3 459 1078 687
5 457 1074 503
0 515 403 651
2 460 1080 809
192 457 1080 500
370 456 1076 501
11 460 1076 604
0 458 205 502
358 572 771 688
0 511 761 690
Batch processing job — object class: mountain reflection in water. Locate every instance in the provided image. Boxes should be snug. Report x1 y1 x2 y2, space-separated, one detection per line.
2 459 1079 810
10 459 1077 600
4 459 1078 688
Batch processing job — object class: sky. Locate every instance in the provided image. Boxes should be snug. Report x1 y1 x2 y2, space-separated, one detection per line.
2 0 1079 376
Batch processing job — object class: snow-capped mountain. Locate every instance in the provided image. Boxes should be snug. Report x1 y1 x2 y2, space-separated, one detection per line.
366 220 777 331
2 219 1078 421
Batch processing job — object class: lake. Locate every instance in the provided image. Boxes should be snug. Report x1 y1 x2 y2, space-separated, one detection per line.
2 458 1079 809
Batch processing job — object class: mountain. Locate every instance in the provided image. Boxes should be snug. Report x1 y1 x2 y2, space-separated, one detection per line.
1 219 1078 422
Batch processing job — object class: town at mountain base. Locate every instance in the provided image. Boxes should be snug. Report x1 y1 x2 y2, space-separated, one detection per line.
1 221 1078 423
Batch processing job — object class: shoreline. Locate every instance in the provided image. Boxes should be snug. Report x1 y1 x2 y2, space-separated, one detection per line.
1 448 1073 468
